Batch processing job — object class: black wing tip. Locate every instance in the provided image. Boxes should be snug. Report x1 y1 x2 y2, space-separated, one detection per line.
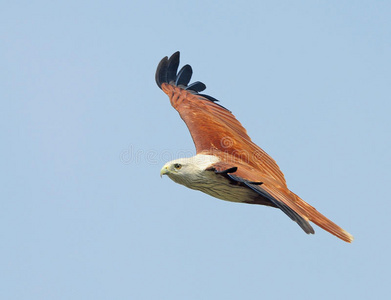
167 52 180 84
155 52 181 89
155 52 228 110
155 56 168 89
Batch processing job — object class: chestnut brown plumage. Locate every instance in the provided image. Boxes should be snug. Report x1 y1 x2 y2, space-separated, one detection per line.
157 52 353 243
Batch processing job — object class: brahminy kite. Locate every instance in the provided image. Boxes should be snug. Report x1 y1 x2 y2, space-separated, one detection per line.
157 51 353 243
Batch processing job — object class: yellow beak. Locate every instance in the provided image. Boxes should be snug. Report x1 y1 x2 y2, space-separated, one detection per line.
160 166 169 178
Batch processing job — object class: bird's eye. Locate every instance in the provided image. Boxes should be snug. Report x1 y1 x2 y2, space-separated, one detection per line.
174 163 182 169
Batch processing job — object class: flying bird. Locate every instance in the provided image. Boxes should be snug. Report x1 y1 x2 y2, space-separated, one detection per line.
157 51 353 243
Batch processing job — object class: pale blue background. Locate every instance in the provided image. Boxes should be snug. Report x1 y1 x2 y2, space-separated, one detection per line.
1 1 390 299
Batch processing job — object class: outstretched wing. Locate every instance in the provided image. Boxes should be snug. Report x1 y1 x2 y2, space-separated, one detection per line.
156 52 287 185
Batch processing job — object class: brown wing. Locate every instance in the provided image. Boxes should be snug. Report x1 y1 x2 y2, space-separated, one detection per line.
211 161 354 243
156 51 287 185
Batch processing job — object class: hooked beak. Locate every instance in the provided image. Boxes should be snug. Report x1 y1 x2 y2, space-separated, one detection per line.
160 166 169 178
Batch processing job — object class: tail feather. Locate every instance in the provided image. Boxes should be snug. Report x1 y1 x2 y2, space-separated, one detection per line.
294 194 354 243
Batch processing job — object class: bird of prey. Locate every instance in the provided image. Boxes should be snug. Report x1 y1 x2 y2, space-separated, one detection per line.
157 51 353 243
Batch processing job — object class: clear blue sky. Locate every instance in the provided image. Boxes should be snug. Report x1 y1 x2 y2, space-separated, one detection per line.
1 1 390 299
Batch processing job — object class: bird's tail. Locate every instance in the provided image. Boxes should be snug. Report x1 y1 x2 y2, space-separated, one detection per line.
293 193 354 243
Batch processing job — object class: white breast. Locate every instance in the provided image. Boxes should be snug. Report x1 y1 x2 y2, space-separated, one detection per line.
189 170 256 203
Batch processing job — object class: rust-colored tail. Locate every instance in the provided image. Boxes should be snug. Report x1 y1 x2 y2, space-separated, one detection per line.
294 194 354 243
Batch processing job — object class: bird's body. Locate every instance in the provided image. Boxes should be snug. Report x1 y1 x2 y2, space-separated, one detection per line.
156 52 353 242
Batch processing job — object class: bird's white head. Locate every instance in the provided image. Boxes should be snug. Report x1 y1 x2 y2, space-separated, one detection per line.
160 154 219 187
